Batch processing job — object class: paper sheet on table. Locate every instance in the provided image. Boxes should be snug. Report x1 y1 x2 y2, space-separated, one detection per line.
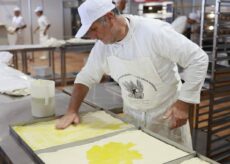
0 51 13 65
13 111 133 151
66 38 96 44
181 157 210 164
0 63 32 95
39 130 189 164
41 37 66 47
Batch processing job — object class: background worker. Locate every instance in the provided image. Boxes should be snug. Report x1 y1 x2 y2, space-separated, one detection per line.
171 12 199 39
34 6 51 60
11 7 26 45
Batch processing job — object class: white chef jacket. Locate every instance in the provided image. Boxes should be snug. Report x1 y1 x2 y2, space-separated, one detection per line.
37 15 50 43
75 15 208 148
12 16 26 44
76 15 208 104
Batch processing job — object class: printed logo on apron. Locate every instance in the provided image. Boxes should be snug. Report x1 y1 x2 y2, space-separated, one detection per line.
108 56 163 111
119 73 157 100
123 79 144 99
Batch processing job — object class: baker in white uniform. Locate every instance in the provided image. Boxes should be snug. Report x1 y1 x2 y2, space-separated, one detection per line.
34 6 50 44
56 0 208 149
34 6 51 59
12 7 26 45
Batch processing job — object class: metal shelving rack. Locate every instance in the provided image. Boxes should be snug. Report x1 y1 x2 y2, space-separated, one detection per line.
195 0 230 163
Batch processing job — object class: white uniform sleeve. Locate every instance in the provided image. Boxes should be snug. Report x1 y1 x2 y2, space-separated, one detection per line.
18 17 26 27
74 42 108 88
154 24 208 104
42 16 50 26
20 17 26 27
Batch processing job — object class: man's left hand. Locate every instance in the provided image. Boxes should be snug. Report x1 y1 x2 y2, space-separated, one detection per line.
15 27 19 32
163 100 191 129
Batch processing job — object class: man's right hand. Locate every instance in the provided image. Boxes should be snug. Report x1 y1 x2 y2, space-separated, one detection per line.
56 112 80 129
56 84 89 129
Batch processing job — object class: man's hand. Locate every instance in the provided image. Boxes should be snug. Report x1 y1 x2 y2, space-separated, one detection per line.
33 27 39 34
163 100 190 129
56 84 88 129
56 112 80 129
15 27 19 32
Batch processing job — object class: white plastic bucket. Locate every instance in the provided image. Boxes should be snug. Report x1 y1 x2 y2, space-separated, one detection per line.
31 79 55 117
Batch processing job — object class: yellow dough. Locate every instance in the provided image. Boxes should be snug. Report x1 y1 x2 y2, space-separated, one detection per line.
13 111 133 150
39 130 189 164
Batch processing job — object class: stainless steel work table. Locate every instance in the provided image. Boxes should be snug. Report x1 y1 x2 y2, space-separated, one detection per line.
63 82 123 113
0 92 96 164
0 44 56 74
0 42 95 86
0 93 218 164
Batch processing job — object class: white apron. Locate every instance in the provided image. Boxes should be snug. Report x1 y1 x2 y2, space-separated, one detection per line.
12 16 25 45
39 31 48 44
107 55 193 149
38 15 49 44
15 30 24 45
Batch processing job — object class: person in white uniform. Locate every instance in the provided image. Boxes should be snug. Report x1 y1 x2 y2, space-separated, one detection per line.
34 6 50 43
11 7 26 45
171 13 198 35
34 6 51 59
56 0 208 149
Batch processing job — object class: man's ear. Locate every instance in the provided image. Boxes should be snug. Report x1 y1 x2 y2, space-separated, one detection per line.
105 12 115 21
105 12 116 25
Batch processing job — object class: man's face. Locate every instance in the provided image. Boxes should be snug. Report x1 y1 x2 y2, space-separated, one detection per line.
187 18 196 24
84 14 117 44
35 11 42 17
14 11 20 17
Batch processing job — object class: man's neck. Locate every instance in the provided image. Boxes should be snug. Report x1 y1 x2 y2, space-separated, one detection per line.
115 16 129 42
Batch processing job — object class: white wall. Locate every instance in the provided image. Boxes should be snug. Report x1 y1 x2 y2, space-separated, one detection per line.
63 8 72 39
43 0 63 41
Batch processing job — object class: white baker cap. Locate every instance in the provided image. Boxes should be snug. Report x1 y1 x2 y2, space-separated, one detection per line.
13 7 20 11
75 0 115 38
34 6 43 13
189 12 198 20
